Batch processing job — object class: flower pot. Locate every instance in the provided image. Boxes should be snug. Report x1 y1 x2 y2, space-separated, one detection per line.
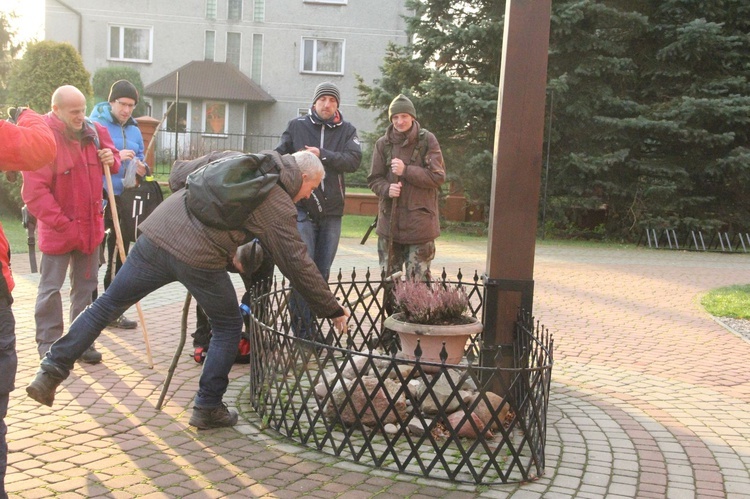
384 313 483 368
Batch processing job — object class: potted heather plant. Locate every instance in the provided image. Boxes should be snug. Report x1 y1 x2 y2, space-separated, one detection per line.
383 278 483 368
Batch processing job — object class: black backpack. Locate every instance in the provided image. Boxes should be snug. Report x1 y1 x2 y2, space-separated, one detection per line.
118 179 164 243
185 152 280 230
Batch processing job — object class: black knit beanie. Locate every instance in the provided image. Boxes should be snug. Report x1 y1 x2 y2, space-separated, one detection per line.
388 94 417 120
108 80 139 104
312 82 340 106
237 239 264 274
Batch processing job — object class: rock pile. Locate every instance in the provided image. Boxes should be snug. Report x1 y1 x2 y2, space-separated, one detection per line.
314 351 510 439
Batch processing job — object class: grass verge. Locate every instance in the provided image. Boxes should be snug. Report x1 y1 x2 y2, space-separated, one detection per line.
701 285 750 319
1 212 26 254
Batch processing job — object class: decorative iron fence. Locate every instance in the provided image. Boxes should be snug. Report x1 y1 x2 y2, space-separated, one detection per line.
248 269 554 484
151 129 281 175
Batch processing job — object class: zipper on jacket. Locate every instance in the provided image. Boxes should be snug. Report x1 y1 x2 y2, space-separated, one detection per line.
319 127 325 192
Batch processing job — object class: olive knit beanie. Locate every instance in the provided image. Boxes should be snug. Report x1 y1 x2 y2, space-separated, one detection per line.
108 80 139 104
312 82 340 106
388 94 417 120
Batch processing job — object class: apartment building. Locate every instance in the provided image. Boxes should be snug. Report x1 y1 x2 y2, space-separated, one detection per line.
45 0 410 155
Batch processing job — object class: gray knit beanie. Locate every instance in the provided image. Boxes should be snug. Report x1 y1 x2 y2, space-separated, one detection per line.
312 82 340 106
388 94 417 120
108 80 139 104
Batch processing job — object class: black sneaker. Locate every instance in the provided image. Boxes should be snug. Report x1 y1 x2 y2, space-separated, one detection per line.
189 403 238 429
26 370 64 407
109 315 137 329
78 346 102 364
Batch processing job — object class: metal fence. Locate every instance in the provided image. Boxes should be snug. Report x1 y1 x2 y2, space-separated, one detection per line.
151 129 281 175
247 269 554 484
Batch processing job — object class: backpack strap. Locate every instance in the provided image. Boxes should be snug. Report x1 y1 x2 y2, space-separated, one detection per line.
84 118 101 149
383 128 429 167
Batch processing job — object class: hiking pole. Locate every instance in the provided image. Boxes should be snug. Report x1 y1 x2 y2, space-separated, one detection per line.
104 163 154 368
21 205 38 273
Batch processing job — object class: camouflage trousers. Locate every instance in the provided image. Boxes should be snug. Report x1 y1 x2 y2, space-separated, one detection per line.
377 237 436 318
377 237 436 281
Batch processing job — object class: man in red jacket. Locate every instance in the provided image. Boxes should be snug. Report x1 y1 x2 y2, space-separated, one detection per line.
0 107 56 499
21 85 120 364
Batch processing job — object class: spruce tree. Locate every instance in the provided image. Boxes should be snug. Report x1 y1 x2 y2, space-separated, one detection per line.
358 0 750 238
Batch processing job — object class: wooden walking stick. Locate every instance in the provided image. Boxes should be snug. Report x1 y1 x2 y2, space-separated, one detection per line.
386 176 400 274
103 163 154 368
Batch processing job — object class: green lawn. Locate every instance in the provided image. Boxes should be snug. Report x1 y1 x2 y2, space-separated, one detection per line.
1 212 27 254
701 285 750 319
2 210 638 254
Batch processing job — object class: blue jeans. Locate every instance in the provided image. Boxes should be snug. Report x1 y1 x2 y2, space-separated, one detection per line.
0 390 7 499
0 301 15 499
289 209 342 339
41 236 242 408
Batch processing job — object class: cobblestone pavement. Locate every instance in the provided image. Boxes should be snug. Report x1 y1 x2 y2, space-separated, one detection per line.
5 238 750 498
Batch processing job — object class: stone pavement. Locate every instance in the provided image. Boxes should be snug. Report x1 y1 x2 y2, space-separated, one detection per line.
5 238 750 498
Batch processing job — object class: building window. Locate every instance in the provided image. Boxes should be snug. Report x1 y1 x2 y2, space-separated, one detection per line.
108 25 152 62
204 101 228 135
206 0 217 19
165 101 189 132
301 38 344 74
205 31 215 61
297 108 310 117
228 0 242 20
251 34 263 82
227 32 241 67
253 0 265 21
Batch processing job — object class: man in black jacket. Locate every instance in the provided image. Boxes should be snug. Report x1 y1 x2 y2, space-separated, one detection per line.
275 82 361 340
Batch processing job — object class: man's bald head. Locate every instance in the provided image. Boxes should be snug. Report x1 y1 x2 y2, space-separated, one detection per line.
51 85 86 109
51 85 87 133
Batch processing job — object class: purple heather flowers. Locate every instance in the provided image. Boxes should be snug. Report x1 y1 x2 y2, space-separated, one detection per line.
392 278 470 325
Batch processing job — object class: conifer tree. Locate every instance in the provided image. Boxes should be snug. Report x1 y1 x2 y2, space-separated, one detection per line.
359 0 750 238
7 41 92 113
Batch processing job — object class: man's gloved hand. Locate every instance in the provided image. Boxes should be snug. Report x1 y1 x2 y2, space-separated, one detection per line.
6 107 28 124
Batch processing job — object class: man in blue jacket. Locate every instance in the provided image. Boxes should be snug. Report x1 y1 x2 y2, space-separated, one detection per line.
275 82 362 341
90 80 147 329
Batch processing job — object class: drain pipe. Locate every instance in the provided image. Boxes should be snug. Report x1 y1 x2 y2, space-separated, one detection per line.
54 0 83 53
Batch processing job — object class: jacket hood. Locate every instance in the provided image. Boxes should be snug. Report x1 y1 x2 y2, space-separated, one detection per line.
263 150 302 199
90 101 138 128
308 108 344 129
45 112 99 145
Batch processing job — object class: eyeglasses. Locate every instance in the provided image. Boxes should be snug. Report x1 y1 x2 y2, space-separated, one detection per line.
115 100 136 109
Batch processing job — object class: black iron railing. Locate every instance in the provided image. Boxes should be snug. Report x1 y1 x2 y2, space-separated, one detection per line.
151 129 281 175
247 269 554 484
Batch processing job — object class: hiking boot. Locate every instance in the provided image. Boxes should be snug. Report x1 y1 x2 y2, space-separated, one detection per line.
109 315 137 329
26 370 64 407
78 345 102 364
188 403 238 430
